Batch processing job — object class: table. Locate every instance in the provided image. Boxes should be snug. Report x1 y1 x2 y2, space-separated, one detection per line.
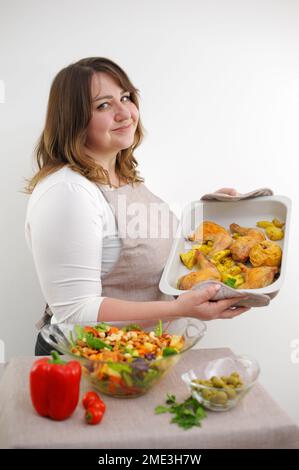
0 363 5 379
0 348 298 449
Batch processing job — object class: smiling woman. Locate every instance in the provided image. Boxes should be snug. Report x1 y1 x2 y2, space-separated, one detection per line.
84 72 140 187
24 57 145 191
24 57 250 356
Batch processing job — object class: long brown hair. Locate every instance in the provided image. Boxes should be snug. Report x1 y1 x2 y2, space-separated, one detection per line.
24 57 145 194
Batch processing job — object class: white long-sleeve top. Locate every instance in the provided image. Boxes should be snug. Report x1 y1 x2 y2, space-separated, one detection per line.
25 166 121 324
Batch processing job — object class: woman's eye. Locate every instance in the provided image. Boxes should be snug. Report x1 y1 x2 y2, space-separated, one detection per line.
97 94 131 110
97 102 109 110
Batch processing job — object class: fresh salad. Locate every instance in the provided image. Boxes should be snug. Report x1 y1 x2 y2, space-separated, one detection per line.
69 321 185 397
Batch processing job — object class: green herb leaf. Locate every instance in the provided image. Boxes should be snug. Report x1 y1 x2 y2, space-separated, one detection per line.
122 371 133 387
155 406 170 414
196 406 206 419
69 331 76 348
107 362 132 374
154 319 163 337
166 393 176 405
122 323 142 332
95 322 110 331
162 347 178 357
224 278 237 288
85 333 113 351
74 325 84 340
155 393 207 430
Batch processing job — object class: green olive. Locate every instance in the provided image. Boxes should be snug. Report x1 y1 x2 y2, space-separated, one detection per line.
201 388 213 400
221 376 229 383
192 379 205 385
231 372 240 378
211 376 226 388
210 391 228 405
227 376 239 386
192 372 244 403
224 388 237 399
203 380 213 387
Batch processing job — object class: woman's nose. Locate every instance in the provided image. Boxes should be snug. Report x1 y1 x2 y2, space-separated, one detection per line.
114 102 131 121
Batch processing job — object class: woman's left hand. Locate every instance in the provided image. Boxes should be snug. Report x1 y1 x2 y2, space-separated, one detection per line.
213 187 239 196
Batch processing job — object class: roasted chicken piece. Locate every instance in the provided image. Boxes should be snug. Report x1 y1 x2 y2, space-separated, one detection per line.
230 223 266 238
249 240 282 267
178 251 221 290
188 221 232 257
229 223 265 262
237 264 278 289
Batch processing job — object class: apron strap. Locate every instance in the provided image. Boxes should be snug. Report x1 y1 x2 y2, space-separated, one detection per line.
35 304 52 330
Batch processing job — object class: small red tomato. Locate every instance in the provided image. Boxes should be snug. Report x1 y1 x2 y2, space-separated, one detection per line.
90 399 106 414
82 391 101 409
85 406 103 425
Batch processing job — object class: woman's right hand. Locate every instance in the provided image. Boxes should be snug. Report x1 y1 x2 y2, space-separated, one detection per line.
173 285 250 320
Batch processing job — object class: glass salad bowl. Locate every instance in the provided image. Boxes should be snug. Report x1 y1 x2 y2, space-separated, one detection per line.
40 317 207 398
181 354 260 411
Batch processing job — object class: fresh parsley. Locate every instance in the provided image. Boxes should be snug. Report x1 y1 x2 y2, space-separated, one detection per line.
224 278 236 288
155 393 206 430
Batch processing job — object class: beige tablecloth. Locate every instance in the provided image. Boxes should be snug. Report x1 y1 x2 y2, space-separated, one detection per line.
0 348 298 449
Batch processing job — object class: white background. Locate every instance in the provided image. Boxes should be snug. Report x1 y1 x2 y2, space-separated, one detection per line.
0 0 299 423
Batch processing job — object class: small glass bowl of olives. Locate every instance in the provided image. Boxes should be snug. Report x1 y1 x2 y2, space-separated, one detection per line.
181 355 260 411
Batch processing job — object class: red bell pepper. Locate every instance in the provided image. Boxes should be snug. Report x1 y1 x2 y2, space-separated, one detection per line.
30 351 82 421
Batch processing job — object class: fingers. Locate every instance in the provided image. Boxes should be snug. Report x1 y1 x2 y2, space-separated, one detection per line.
209 296 248 312
184 289 250 321
214 188 238 196
193 285 221 303
219 307 251 319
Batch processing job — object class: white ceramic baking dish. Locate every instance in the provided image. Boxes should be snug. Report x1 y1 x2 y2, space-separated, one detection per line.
159 195 291 304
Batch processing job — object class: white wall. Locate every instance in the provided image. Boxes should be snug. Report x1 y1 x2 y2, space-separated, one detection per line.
1 0 299 423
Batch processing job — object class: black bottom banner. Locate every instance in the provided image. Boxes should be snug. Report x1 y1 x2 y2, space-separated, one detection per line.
0 448 298 466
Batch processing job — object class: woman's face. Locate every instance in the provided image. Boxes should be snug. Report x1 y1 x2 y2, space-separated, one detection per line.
85 72 139 159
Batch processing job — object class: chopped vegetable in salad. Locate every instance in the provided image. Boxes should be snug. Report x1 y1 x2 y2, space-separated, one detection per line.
69 321 185 397
70 321 185 362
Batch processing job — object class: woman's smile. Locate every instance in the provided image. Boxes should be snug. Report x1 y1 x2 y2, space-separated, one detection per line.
112 123 132 132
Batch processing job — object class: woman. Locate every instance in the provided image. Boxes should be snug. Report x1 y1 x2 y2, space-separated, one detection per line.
24 57 250 355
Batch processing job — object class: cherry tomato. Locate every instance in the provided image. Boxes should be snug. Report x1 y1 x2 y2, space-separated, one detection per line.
85 406 103 425
82 391 101 409
89 399 106 414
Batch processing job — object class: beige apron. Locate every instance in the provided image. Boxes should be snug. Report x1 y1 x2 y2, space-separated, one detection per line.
37 182 178 328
